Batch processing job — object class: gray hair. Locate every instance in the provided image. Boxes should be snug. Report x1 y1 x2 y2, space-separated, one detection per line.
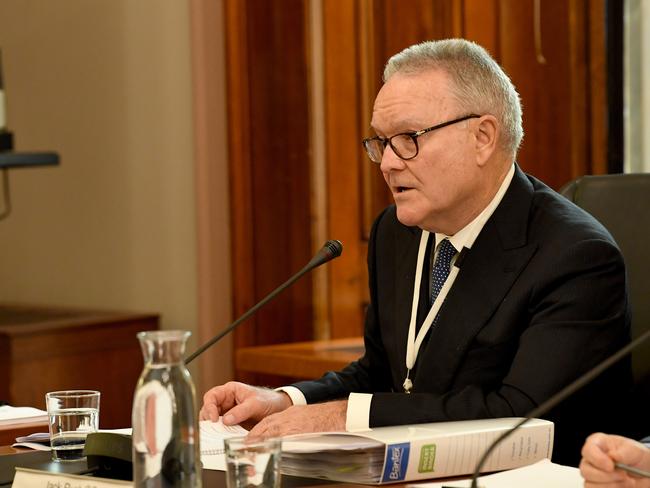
383 39 523 157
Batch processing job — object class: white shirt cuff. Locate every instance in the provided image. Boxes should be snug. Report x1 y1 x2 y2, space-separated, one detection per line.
345 392 372 432
275 386 307 405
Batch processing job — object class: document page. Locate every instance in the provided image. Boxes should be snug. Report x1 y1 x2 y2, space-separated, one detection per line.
409 459 583 488
200 419 248 471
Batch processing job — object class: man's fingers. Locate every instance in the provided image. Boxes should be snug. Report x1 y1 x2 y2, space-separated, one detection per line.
582 433 616 472
247 416 282 439
200 383 292 427
580 459 626 484
200 403 221 422
609 438 648 468
221 398 261 425
203 383 238 410
201 382 247 422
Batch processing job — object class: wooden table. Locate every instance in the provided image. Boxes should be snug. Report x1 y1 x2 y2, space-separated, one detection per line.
0 303 159 428
0 421 48 446
236 338 365 379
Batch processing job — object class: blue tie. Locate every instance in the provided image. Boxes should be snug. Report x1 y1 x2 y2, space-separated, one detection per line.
431 239 457 305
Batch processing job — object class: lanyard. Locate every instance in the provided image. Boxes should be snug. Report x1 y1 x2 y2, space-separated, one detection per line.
403 231 460 393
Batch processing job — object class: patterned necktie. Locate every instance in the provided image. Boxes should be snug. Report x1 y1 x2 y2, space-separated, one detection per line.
431 238 457 305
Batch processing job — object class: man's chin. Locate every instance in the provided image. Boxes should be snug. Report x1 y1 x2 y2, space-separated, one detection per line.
395 206 423 228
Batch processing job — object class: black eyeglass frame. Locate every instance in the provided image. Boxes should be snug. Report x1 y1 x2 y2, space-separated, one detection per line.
362 113 481 163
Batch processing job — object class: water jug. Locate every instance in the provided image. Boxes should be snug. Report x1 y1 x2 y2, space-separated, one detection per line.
132 330 201 487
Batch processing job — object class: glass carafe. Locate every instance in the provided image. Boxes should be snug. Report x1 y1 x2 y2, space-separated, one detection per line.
132 330 201 488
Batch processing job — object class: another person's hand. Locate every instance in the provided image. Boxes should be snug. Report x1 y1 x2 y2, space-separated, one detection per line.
247 400 347 439
199 381 292 426
580 433 650 487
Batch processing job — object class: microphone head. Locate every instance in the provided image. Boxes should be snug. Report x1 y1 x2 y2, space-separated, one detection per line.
324 239 343 258
307 240 344 269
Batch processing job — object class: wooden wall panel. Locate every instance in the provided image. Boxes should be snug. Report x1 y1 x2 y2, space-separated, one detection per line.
587 0 608 174
322 0 366 338
499 0 573 187
225 0 314 381
224 1 255 353
246 0 314 345
461 0 499 54
496 0 593 188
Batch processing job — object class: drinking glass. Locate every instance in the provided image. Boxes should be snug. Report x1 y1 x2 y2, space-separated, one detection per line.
45 390 100 462
225 437 282 488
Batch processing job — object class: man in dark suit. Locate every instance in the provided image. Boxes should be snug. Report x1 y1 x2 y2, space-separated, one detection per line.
200 39 631 465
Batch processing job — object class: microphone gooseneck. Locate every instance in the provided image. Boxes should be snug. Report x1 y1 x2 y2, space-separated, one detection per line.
469 328 650 488
185 240 343 365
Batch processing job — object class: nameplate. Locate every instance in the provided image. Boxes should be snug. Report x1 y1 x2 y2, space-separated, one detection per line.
12 468 132 488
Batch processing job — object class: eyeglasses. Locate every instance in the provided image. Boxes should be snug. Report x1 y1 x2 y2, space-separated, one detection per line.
362 114 481 163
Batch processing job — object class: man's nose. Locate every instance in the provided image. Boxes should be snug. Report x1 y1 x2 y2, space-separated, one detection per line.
380 145 407 174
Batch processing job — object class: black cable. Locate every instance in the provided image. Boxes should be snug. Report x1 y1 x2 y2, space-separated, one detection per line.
0 168 11 221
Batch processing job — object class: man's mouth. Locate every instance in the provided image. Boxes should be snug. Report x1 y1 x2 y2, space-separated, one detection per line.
397 186 412 193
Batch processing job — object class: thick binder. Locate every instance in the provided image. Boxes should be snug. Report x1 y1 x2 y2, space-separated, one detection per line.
279 418 554 484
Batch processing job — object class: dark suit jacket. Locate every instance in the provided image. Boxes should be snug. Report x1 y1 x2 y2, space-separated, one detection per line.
294 166 632 466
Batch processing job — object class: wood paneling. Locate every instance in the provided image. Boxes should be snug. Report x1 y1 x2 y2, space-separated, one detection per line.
462 0 499 53
322 0 366 339
224 0 255 357
499 0 575 187
495 0 600 188
587 0 608 174
225 0 314 382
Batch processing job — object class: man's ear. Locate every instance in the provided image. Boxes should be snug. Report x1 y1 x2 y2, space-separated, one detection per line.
474 115 499 166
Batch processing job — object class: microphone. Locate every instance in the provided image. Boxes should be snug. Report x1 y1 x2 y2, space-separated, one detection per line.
467 328 650 488
185 239 343 364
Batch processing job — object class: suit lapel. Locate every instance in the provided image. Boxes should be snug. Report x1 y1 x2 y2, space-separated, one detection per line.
414 166 538 392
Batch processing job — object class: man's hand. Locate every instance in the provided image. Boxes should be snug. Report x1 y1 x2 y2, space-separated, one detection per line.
199 382 292 426
247 400 347 439
580 433 650 488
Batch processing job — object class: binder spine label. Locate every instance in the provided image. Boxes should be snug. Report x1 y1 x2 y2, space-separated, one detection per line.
381 442 410 482
418 443 437 472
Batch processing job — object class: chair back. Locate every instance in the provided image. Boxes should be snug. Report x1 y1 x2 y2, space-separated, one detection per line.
560 174 650 407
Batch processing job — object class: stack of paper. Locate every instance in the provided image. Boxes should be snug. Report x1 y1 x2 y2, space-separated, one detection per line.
0 405 48 426
281 433 385 483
